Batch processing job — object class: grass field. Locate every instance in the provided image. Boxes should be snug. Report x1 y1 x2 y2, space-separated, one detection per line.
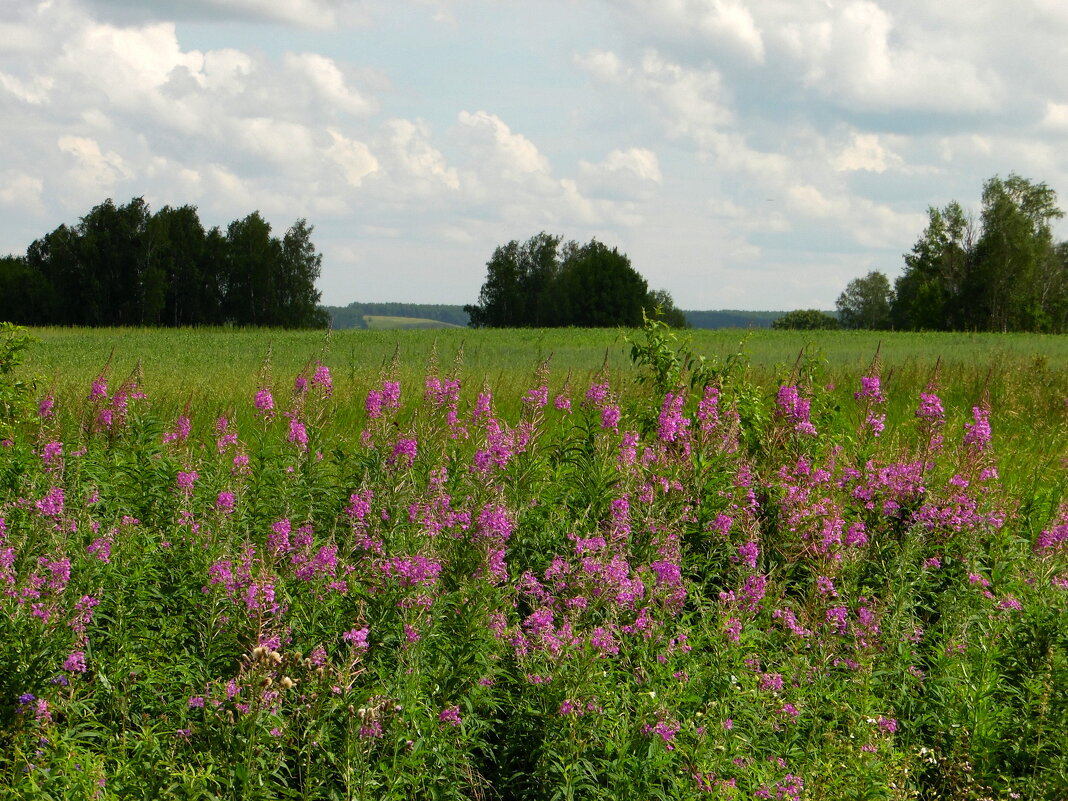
2 323 1067 799
20 325 1068 405
19 326 1067 483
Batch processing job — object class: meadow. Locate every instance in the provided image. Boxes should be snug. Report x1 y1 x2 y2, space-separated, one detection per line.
1 322 1066 799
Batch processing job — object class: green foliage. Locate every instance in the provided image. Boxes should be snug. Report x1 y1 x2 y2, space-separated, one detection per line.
645 289 689 329
466 234 657 329
893 174 1068 332
772 309 840 330
0 322 36 437
11 198 328 329
836 271 894 330
0 327 1067 799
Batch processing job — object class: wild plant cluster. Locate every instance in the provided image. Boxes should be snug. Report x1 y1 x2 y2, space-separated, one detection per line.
1 324 1066 800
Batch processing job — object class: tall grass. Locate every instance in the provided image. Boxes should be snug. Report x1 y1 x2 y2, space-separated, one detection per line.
1 323 1065 799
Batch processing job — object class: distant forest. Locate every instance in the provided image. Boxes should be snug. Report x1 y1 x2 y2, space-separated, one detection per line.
327 303 471 329
324 303 791 330
0 197 328 329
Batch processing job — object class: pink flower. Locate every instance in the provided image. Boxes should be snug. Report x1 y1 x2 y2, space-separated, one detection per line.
176 471 198 496
388 438 418 469
855 375 884 403
601 405 621 430
916 392 944 422
312 363 333 395
439 705 461 727
287 415 309 451
216 492 235 514
343 627 369 651
63 651 87 673
163 415 192 444
963 406 992 450
254 388 275 418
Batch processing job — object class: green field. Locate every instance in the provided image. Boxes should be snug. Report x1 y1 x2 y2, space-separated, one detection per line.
19 326 1067 472
3 324 1067 799
20 325 1068 400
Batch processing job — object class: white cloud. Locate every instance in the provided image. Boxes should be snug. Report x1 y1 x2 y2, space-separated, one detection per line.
381 118 460 193
3 0 1068 309
578 147 662 200
573 49 625 83
0 72 54 105
1040 102 1068 133
84 0 369 29
602 0 765 64
577 48 734 152
0 171 45 212
833 133 902 173
57 135 132 194
457 110 552 182
283 53 377 116
326 129 380 187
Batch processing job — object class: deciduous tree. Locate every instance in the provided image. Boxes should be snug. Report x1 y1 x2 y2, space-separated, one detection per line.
836 271 894 330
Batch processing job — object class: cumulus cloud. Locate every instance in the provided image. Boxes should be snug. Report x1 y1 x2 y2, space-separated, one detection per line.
283 53 378 117
375 118 460 197
83 0 369 29
457 110 552 183
326 129 380 187
602 0 765 64
778 1 1002 112
0 172 45 212
577 48 734 151
3 0 1068 308
578 147 662 200
833 133 903 173
57 135 132 193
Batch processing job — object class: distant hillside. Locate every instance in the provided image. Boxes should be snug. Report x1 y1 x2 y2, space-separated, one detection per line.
324 303 789 330
683 310 784 329
363 315 464 330
326 303 470 329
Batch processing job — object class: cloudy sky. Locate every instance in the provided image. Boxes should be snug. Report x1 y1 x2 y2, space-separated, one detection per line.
3 0 1068 310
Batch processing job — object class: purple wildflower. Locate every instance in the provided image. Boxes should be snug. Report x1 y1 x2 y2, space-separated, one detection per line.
63 651 87 673
254 388 275 418
963 406 992 450
343 627 369 651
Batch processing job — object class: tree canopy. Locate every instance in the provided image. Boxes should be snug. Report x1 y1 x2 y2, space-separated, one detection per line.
836 271 893 330
465 233 683 328
772 309 839 331
0 197 328 328
888 174 1067 332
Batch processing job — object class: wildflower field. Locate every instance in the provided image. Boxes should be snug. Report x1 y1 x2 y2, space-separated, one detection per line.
1 322 1067 800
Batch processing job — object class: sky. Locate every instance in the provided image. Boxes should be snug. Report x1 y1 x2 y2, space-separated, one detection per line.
3 0 1068 310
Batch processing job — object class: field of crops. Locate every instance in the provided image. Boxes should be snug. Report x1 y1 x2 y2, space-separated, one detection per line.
1 322 1067 799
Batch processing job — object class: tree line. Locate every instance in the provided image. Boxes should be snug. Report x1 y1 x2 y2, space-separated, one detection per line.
0 198 328 328
465 232 686 328
327 302 470 329
774 175 1068 333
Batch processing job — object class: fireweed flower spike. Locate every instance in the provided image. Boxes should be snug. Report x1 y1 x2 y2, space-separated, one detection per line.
254 388 275 419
